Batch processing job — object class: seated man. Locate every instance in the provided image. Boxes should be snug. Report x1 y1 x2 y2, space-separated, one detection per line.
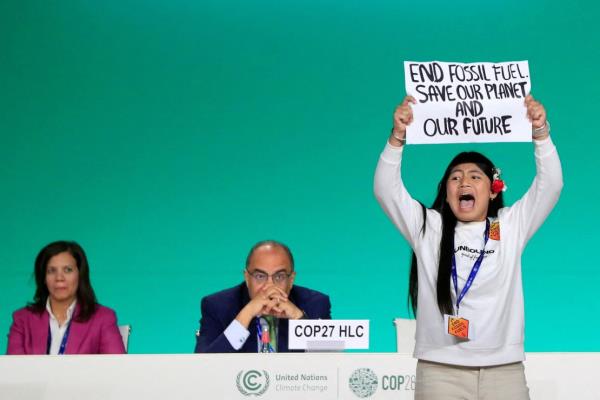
195 240 331 353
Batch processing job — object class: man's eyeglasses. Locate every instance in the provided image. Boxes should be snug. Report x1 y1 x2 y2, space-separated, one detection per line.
245 268 292 284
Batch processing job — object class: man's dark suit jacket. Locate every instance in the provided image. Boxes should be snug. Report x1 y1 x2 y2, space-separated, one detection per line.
194 283 331 353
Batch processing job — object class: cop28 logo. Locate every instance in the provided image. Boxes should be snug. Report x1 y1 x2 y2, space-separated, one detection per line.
348 368 378 398
236 370 270 396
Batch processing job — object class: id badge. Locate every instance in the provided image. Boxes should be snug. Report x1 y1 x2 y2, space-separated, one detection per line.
444 314 474 340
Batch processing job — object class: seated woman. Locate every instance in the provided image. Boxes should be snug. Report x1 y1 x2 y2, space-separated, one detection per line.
6 241 126 354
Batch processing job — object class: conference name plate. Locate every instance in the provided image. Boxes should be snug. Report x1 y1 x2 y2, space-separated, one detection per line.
288 320 369 350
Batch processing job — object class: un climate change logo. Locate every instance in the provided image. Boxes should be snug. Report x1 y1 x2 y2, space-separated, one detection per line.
349 368 378 398
236 370 270 396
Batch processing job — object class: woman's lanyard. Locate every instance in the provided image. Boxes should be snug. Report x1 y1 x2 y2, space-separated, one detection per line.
451 218 490 315
46 321 72 355
255 318 275 353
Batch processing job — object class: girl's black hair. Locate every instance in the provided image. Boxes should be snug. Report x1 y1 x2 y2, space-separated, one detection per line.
408 152 504 316
27 240 98 322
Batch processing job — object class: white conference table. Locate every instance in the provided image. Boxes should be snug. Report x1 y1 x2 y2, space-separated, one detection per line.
1 352 599 399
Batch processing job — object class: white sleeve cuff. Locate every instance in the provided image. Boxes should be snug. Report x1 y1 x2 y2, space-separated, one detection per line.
224 319 250 350
380 142 405 164
533 135 556 158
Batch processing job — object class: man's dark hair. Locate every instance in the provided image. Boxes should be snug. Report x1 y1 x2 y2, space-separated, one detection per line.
245 240 295 271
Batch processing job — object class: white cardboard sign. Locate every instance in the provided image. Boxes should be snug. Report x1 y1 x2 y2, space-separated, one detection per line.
404 60 532 144
288 320 369 350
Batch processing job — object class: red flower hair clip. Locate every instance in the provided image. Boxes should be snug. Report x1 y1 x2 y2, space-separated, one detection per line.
491 168 507 194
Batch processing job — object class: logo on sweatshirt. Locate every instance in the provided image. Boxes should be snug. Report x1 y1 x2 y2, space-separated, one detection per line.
489 220 500 241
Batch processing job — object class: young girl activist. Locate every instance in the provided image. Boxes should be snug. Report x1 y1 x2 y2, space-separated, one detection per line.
374 95 562 400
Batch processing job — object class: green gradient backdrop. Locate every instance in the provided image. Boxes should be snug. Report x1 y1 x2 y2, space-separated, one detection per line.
1 0 598 353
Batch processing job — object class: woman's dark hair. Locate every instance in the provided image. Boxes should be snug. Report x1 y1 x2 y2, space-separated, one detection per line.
409 152 504 316
27 240 98 322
